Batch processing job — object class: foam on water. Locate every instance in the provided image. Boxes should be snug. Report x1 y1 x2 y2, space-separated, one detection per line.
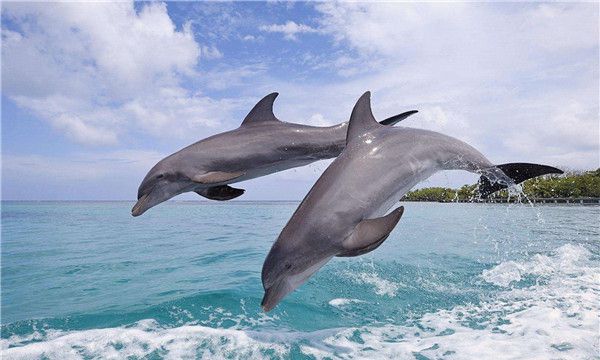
328 298 365 308
345 270 401 297
3 244 597 360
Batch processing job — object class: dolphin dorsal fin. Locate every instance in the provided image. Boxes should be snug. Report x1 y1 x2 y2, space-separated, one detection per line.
241 92 280 126
346 91 382 145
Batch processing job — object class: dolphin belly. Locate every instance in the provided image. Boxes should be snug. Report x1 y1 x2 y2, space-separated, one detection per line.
369 168 438 218
229 158 319 184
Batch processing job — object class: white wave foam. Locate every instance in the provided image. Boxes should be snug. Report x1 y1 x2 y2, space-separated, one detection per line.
481 243 586 287
3 244 598 360
328 298 364 307
346 271 400 297
1 320 292 360
320 244 599 359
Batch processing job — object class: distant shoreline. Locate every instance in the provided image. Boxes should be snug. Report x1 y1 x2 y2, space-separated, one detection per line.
404 169 600 204
403 197 600 205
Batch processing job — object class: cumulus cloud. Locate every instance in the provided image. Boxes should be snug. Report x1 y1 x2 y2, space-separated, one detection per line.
306 113 335 127
201 63 268 91
1 150 165 200
254 3 597 172
309 2 599 170
3 150 163 182
259 21 318 40
1 2 597 201
200 45 223 59
1 2 231 146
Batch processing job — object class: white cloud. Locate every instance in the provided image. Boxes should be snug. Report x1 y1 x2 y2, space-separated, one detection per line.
201 63 268 91
1 2 233 146
306 113 335 127
1 2 598 201
307 2 599 170
2 150 165 200
200 45 223 59
259 21 318 40
52 114 119 146
316 3 598 65
3 150 163 182
239 2 598 174
10 94 123 145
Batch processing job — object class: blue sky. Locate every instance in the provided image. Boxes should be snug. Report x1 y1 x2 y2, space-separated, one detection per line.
2 2 598 201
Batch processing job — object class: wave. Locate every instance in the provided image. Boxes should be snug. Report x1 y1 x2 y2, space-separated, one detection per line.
2 244 598 359
343 270 402 297
328 298 365 308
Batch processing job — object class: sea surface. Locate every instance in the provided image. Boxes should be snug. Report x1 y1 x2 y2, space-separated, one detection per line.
1 201 598 359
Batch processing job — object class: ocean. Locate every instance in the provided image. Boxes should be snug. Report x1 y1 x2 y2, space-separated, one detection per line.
1 201 598 359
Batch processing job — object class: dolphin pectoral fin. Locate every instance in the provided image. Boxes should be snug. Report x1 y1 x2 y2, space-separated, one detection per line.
478 163 564 198
337 206 404 257
196 185 245 201
379 110 418 126
191 171 245 184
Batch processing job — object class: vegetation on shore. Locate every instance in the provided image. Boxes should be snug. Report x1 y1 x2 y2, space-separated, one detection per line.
403 168 600 202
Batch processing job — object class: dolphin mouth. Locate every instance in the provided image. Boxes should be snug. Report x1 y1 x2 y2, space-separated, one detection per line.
131 194 150 217
260 288 278 312
261 280 290 312
260 300 272 312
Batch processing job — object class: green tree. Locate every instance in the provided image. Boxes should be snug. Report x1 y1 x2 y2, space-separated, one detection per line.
403 168 600 201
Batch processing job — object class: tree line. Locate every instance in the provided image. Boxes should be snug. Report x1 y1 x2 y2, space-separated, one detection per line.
403 168 600 202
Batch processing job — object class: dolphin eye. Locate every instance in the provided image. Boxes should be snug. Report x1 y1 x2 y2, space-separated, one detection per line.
285 263 292 270
156 174 164 179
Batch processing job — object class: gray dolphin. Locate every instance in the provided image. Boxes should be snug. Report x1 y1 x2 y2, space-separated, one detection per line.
132 93 417 216
261 91 563 311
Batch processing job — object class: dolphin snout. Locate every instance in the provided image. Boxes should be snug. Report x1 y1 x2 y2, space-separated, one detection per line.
261 279 290 312
131 194 149 217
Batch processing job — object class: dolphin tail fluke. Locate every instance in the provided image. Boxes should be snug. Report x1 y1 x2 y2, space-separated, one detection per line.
478 163 563 198
337 206 404 257
379 110 418 126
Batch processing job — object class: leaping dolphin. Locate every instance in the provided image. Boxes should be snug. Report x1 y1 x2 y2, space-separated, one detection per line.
260 91 563 311
132 93 417 216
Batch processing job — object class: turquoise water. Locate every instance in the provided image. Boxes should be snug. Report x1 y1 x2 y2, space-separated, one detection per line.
1 201 599 359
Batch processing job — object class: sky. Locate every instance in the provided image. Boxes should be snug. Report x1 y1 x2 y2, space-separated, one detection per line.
1 1 598 201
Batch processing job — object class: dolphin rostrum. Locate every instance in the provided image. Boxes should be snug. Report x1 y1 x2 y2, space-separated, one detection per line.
132 93 417 216
260 91 563 311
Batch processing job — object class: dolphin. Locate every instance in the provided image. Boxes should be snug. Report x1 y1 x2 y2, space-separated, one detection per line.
132 93 417 216
260 91 563 311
